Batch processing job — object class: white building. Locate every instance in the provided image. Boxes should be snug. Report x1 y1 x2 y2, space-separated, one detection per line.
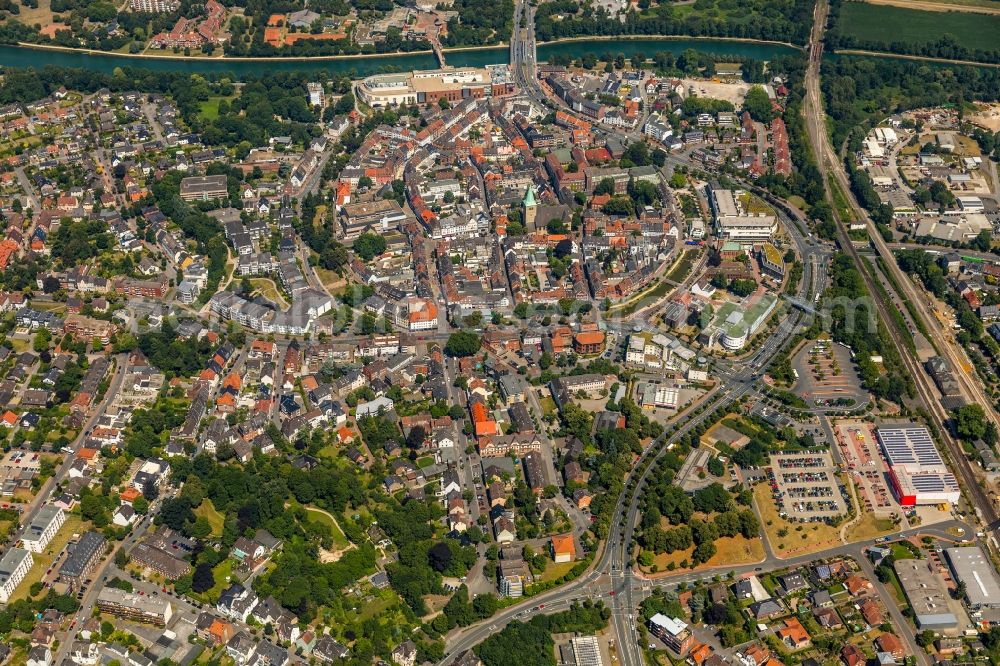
636 382 679 409
0 548 33 602
710 187 777 241
23 505 65 553
716 216 778 241
643 114 673 143
356 396 395 418
307 82 324 108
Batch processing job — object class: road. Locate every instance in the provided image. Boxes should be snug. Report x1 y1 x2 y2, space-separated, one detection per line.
801 0 1000 547
13 355 130 545
14 167 39 212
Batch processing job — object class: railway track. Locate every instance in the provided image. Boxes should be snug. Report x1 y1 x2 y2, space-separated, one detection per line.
804 0 1000 539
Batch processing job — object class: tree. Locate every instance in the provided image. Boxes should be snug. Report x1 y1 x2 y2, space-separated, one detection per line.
406 425 427 450
353 233 387 261
428 541 453 573
42 276 61 293
743 85 774 122
955 403 987 441
445 330 481 357
974 229 992 252
189 516 212 539
33 328 51 353
334 92 355 114
173 575 193 595
191 563 215 593
594 178 616 196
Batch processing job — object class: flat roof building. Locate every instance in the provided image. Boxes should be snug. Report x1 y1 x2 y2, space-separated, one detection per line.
889 470 961 506
894 558 958 631
944 546 1000 610
571 636 604 666
716 215 778 241
877 426 945 471
179 174 228 201
97 587 173 626
0 548 33 603
23 505 65 553
356 67 513 108
877 426 960 506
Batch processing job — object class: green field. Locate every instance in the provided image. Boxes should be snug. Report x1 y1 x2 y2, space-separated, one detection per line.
305 506 350 550
193 499 225 538
190 559 233 604
838 2 1000 51
198 95 234 120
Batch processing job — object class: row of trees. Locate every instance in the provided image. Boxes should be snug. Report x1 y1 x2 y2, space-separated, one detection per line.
826 253 912 403
474 602 610 666
534 0 813 45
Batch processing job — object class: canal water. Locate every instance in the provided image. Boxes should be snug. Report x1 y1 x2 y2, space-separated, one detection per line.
0 38 798 78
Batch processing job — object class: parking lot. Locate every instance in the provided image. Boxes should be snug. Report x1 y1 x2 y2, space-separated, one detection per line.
766 451 848 522
834 421 901 517
792 340 868 408
0 449 40 497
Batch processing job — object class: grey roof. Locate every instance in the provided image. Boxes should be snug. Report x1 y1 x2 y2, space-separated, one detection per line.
944 546 1000 608
59 531 106 579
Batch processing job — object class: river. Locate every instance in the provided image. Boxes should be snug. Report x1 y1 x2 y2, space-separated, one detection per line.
0 38 797 78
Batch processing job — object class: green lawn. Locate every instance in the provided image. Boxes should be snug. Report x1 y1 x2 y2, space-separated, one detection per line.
838 2 1000 51
536 560 577 583
190 559 233 605
318 444 339 458
198 96 233 120
305 506 350 550
538 396 557 416
194 499 225 538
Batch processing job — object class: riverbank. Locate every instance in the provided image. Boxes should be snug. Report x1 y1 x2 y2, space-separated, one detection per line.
536 34 805 52
834 48 1000 67
14 40 438 62
7 33 802 64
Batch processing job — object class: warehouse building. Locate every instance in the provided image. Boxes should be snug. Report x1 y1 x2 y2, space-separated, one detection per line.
894 558 959 631
944 546 1000 610
877 426 961 506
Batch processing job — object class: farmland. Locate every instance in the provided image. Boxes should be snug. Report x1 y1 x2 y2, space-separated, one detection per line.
836 2 1000 52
